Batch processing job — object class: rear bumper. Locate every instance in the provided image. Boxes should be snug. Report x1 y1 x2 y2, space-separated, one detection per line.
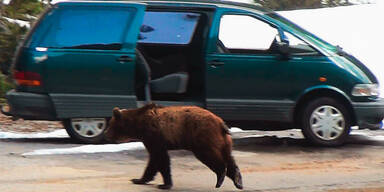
4 90 56 120
353 99 384 130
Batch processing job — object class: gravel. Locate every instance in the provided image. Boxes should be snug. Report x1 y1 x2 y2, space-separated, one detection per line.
0 113 62 133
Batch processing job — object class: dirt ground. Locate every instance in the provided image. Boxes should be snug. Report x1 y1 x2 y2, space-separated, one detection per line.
1 113 384 192
0 113 62 133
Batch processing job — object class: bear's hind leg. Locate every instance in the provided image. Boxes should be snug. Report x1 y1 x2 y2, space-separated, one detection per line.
223 136 243 189
226 155 243 189
193 149 226 188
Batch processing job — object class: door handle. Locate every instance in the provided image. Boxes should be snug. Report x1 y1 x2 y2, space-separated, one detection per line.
117 55 133 63
209 60 225 68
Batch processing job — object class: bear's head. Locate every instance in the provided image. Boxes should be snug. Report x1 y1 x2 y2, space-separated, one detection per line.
105 107 139 143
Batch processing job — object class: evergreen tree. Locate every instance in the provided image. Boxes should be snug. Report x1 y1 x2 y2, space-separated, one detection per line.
0 0 45 75
0 19 27 74
0 0 45 98
4 0 44 21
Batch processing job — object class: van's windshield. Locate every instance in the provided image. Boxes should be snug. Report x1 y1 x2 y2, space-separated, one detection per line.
266 13 338 53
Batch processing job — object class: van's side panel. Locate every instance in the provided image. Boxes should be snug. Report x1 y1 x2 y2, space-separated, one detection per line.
45 4 145 118
205 8 295 122
8 2 146 119
50 94 137 118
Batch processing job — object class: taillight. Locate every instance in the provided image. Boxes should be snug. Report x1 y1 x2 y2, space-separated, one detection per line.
13 71 42 86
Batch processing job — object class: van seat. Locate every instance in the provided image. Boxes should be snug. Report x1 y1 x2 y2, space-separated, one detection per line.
150 72 189 94
135 49 189 101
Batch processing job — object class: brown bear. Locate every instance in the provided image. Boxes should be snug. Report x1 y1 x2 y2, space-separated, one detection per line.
105 103 243 190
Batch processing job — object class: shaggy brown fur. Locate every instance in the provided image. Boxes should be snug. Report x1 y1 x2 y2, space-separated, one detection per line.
105 103 243 190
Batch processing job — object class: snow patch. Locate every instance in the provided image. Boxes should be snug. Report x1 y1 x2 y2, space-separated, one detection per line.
351 130 371 137
351 130 384 141
368 135 384 141
231 0 253 3
0 129 69 139
230 127 244 133
3 17 30 28
2 0 11 5
22 142 145 156
0 130 145 156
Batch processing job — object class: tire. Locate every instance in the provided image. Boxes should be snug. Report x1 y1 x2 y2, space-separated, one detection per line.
300 97 351 146
64 118 107 144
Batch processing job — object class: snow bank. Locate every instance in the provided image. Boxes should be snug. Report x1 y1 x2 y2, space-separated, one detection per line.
0 129 145 155
351 130 384 141
3 17 30 28
231 0 253 3
230 127 245 133
369 135 384 141
2 0 11 5
0 129 68 139
22 142 145 156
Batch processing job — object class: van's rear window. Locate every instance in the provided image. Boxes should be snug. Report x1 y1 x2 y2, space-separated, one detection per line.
138 12 201 45
38 7 133 50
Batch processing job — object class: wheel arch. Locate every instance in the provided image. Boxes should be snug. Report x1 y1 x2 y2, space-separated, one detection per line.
293 86 357 128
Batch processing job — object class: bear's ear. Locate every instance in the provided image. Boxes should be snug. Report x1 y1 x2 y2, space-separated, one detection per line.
113 107 121 120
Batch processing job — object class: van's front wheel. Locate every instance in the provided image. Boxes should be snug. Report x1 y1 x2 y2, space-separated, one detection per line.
300 97 351 146
64 118 107 144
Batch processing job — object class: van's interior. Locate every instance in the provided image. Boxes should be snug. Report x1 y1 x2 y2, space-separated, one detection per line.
134 9 210 104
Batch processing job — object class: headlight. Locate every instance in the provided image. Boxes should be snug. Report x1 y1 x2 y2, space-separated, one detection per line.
352 84 380 97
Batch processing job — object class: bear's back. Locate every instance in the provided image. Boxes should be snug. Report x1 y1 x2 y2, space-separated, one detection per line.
146 106 225 148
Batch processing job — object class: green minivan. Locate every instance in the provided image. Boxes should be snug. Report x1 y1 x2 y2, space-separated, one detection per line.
4 0 384 146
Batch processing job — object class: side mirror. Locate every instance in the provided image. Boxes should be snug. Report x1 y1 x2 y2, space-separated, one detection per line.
278 40 289 54
275 28 291 59
276 38 291 60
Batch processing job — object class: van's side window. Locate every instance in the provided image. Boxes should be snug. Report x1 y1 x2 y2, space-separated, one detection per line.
218 15 279 54
282 31 319 55
218 14 319 55
39 7 133 50
138 12 201 45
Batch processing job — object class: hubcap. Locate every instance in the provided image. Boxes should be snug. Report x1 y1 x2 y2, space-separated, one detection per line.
310 105 345 141
71 118 107 138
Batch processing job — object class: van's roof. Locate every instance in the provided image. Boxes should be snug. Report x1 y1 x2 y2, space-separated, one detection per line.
54 0 271 13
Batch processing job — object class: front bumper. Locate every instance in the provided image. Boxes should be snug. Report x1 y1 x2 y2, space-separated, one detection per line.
353 98 384 130
4 90 56 120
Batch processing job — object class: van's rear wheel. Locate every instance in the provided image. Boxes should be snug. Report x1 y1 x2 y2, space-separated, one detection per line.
64 118 107 144
300 97 351 146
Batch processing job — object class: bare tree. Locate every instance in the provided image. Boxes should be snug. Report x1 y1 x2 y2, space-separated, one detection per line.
254 0 352 10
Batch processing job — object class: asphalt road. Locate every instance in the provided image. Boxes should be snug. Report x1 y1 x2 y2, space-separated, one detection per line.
1 129 384 192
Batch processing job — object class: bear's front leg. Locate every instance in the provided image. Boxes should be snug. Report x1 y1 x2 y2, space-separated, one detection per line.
131 151 158 184
157 150 173 190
